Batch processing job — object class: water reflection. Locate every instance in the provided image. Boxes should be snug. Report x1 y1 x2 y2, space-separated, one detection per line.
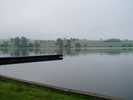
0 48 133 99
0 48 133 57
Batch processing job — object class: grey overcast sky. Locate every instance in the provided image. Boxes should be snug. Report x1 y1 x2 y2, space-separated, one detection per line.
0 0 133 40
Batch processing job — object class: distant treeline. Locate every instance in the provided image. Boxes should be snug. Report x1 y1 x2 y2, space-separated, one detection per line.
0 37 40 48
0 37 133 49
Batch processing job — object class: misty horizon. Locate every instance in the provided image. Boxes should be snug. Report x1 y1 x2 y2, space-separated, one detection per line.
0 0 133 40
1 36 133 41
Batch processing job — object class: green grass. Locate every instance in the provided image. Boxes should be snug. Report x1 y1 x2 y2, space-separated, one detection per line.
0 79 104 100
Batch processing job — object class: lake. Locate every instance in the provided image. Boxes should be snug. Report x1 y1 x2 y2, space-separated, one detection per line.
0 48 133 100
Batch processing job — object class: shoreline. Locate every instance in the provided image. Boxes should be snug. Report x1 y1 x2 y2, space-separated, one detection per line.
0 74 121 100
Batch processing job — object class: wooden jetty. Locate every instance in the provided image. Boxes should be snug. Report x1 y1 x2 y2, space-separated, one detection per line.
0 54 63 65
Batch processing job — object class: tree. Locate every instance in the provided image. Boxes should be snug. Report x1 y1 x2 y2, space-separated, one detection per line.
65 39 71 49
84 44 87 49
21 37 29 47
75 43 81 52
75 43 81 48
56 38 63 49
10 37 30 48
34 41 40 48
13 37 21 48
56 38 63 54
1 41 9 48
28 43 34 48
104 39 121 42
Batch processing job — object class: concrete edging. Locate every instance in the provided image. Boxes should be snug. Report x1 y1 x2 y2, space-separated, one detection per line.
0 74 122 100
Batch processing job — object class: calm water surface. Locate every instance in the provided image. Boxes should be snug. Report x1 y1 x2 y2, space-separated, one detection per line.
0 48 133 100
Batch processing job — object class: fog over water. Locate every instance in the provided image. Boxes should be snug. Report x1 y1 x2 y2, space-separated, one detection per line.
0 0 132 40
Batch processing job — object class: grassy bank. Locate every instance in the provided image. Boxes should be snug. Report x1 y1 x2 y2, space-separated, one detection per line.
0 79 106 100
